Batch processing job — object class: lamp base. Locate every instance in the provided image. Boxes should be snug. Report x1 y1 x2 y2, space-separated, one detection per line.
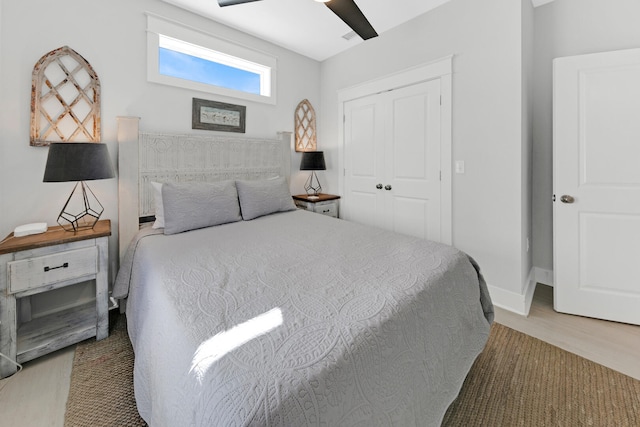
304 171 322 198
57 181 104 232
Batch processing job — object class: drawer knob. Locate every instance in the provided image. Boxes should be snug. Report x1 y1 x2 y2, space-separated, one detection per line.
44 262 69 272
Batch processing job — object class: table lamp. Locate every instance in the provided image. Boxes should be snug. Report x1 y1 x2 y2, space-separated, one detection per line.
300 151 326 200
43 142 115 232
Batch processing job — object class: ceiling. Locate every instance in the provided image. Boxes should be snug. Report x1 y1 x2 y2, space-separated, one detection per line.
160 0 554 62
160 0 453 61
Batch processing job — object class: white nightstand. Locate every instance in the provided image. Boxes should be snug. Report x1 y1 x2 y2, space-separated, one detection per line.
0 220 111 378
293 194 340 218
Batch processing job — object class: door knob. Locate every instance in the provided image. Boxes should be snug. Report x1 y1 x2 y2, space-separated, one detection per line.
385 185 392 191
376 183 383 189
560 195 575 204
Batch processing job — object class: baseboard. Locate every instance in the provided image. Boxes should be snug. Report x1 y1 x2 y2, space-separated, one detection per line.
487 267 540 317
523 270 537 316
533 267 554 287
488 286 531 316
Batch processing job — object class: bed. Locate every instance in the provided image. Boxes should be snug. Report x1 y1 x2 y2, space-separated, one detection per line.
114 119 493 427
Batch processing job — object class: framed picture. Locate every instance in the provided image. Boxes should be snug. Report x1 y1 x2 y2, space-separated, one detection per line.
192 98 246 133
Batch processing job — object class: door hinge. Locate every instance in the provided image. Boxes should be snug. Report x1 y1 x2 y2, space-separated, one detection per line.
440 95 442 105
439 171 442 181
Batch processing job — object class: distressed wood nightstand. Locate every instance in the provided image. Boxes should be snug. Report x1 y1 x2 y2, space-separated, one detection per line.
292 194 340 218
0 220 111 378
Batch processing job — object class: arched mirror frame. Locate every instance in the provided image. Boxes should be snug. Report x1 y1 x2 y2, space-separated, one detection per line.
30 46 101 147
294 99 317 152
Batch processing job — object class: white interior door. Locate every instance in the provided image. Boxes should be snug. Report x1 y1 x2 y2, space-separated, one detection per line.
343 93 386 230
344 79 442 241
553 48 640 325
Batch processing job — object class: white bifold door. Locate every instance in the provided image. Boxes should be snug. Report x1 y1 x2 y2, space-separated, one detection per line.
553 48 640 325
343 79 442 241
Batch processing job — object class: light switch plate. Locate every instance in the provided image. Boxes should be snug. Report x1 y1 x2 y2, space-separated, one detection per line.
455 161 465 174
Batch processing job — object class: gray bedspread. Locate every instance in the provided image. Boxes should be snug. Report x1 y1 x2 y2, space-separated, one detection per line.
115 210 493 426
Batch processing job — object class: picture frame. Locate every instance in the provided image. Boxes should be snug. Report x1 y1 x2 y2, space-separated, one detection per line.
192 98 246 133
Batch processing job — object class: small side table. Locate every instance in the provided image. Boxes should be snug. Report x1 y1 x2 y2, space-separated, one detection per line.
293 194 340 218
0 220 111 378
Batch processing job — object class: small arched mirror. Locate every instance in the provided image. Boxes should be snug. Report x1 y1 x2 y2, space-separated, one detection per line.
30 46 101 146
294 99 317 152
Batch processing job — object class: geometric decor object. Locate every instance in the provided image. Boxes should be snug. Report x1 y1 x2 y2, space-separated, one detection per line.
31 46 101 146
55 181 106 232
294 99 317 152
43 142 115 232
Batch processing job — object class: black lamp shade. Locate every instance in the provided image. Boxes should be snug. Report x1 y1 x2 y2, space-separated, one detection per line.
300 151 326 171
43 142 115 182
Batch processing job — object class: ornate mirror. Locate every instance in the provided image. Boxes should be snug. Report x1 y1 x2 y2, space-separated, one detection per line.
30 46 101 146
294 99 317 152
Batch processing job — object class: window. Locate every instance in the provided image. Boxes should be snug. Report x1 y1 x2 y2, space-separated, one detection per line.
147 14 277 104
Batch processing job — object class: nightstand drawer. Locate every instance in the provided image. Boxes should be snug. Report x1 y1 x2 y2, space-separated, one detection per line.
315 202 337 217
8 246 98 294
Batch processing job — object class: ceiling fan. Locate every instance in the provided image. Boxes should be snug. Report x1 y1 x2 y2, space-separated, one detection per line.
217 0 378 40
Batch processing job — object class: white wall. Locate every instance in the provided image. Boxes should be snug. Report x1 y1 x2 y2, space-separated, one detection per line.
0 0 320 275
320 0 530 310
521 0 534 291
0 0 320 315
532 0 640 273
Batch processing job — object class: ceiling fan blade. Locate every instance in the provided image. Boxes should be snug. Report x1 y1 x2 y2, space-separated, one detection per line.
218 0 262 7
324 0 378 40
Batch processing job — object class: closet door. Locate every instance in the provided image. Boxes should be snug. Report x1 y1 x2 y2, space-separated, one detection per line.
344 79 442 241
343 93 386 230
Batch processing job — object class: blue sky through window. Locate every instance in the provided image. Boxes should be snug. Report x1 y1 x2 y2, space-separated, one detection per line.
159 47 261 95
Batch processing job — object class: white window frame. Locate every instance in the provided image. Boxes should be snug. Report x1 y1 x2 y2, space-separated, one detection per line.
147 13 277 105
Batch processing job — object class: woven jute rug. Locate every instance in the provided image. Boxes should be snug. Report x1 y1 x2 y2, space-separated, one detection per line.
65 316 640 426
442 322 640 426
64 313 146 426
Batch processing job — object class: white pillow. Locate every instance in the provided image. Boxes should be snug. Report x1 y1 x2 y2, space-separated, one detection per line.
150 181 165 229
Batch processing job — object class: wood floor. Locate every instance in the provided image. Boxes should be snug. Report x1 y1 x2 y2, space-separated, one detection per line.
0 284 638 427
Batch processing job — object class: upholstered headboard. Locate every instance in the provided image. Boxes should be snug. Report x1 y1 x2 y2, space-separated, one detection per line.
117 117 291 261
